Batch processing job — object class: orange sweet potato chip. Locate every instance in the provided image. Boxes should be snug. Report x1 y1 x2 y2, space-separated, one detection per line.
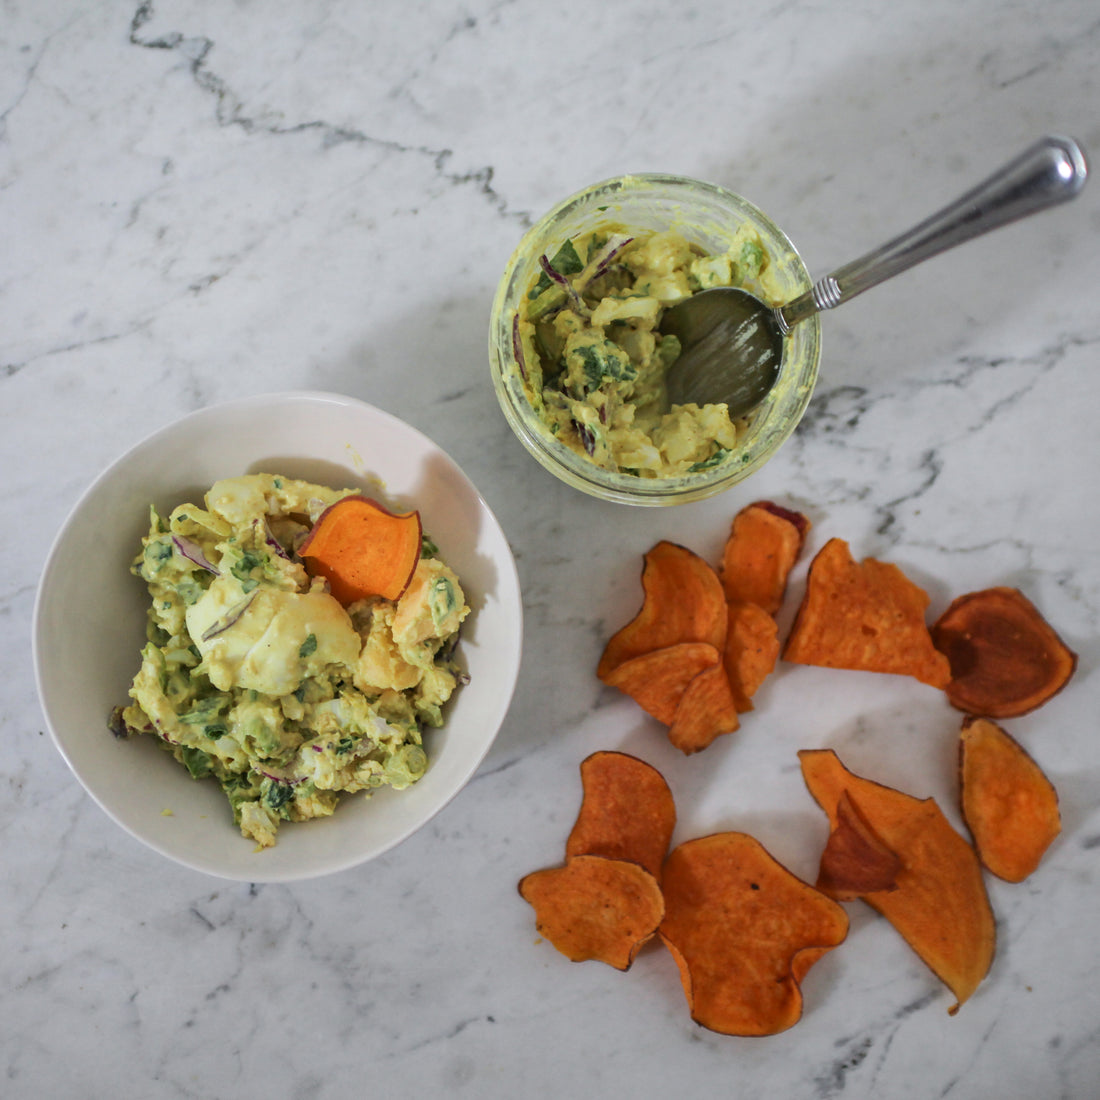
667 663 740 755
720 500 810 615
784 538 951 688
959 717 1061 883
601 642 720 726
597 541 727 680
566 751 676 879
299 495 422 604
816 790 902 900
724 599 780 712
518 855 665 970
932 587 1077 718
799 749 995 1013
659 832 849 1036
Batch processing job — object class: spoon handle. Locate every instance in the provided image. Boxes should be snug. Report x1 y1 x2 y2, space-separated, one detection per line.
776 135 1088 332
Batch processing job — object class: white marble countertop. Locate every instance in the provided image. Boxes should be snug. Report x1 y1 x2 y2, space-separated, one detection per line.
5 2 1100 1096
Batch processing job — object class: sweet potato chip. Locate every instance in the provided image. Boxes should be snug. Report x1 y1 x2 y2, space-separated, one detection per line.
720 501 809 615
959 717 1061 883
598 541 727 679
816 790 902 900
799 749 995 1013
932 587 1077 718
518 855 665 970
784 538 951 688
659 832 849 1036
724 599 780 712
298 495 422 604
667 663 740 755
601 642 720 726
566 751 676 879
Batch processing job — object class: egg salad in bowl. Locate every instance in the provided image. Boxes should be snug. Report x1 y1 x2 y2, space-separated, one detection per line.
113 472 469 850
35 391 522 882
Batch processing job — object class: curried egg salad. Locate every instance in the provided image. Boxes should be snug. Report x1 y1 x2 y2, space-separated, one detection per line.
514 225 786 477
112 473 469 849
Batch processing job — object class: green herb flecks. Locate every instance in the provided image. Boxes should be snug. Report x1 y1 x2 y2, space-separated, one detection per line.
738 240 765 280
230 550 265 593
263 781 295 815
529 238 584 298
180 746 213 779
179 695 229 726
570 342 637 395
688 447 731 473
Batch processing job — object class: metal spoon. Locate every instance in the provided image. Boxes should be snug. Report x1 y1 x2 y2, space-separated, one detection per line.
662 135 1089 416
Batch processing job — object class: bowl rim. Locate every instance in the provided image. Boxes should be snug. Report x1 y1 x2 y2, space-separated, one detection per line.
33 389 524 881
489 172 822 505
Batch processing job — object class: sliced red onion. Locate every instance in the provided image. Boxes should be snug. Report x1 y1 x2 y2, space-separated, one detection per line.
172 534 220 574
539 254 587 314
573 419 597 457
199 594 256 642
585 234 634 283
258 518 291 560
512 313 527 383
255 766 305 785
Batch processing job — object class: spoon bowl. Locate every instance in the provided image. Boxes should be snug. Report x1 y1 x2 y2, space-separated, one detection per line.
662 135 1088 417
663 286 783 414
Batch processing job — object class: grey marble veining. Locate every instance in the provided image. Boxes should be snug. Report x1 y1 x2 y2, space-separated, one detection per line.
4 1 1099 1097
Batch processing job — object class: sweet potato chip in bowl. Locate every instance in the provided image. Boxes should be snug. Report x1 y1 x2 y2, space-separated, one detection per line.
34 392 523 882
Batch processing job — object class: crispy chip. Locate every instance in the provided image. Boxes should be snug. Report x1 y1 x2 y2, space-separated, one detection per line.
602 642 720 725
659 833 848 1036
959 717 1061 883
667 663 740 755
784 538 951 688
720 501 810 615
598 541 727 680
724 599 780 712
932 587 1077 717
816 790 902 900
800 749 995 1013
518 855 665 970
566 751 676 879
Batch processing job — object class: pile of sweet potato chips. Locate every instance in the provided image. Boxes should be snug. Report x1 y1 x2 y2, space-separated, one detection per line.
520 751 850 1035
520 500 1075 1035
597 502 808 754
600 501 1076 740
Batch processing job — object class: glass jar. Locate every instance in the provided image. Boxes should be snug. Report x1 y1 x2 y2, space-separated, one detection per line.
489 174 821 506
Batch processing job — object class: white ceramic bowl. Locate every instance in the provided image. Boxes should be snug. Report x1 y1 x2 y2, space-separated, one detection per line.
33 391 523 882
